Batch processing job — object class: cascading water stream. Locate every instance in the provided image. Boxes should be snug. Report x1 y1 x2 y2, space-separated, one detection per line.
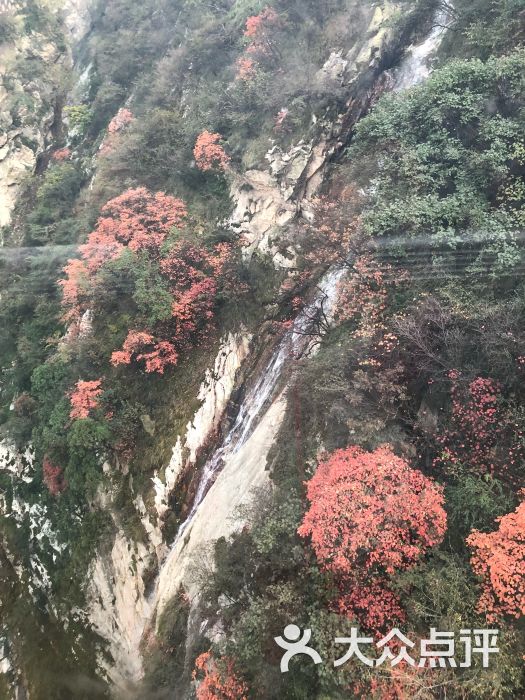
169 267 345 546
394 5 451 90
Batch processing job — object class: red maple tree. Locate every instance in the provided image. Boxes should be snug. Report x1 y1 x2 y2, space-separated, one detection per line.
235 7 280 80
299 445 447 633
299 445 447 576
335 579 406 633
59 258 89 322
235 56 256 81
99 108 134 155
467 498 525 622
51 147 71 161
69 379 103 420
193 651 248 700
60 187 236 374
109 238 232 372
43 456 66 496
194 131 230 172
434 371 525 483
244 7 279 56
82 187 187 265
60 187 188 322
111 330 179 374
107 107 133 134
335 255 395 338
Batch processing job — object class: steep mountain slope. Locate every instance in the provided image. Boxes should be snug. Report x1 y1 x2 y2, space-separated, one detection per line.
0 1 524 699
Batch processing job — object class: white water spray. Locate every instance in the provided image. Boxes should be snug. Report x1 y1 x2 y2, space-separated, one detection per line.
394 6 451 90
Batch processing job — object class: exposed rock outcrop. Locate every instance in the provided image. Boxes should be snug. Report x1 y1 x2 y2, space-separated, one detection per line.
228 2 402 268
62 0 95 46
0 0 94 233
155 391 287 611
0 32 62 229
87 532 153 689
46 4 411 691
0 1 452 695
146 0 450 682
84 331 252 689
152 332 252 522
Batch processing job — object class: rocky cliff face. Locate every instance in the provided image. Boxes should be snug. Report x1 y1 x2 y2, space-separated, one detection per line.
0 1 445 697
140 3 451 692
0 34 59 229
84 331 252 691
229 2 400 268
0 4 94 695
0 0 94 236
61 0 94 46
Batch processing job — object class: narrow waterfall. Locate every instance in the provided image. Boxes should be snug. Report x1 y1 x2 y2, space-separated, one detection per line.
394 5 451 90
4 0 523 694
175 268 344 544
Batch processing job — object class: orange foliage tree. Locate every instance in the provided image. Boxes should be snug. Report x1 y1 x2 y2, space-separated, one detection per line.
100 108 134 155
244 7 279 57
299 445 447 633
301 193 362 269
434 371 525 483
111 331 179 374
335 254 398 339
42 455 66 495
297 192 406 336
193 651 248 700
81 186 187 266
335 579 406 634
60 187 187 322
51 147 71 161
107 107 133 134
235 6 281 79
58 258 89 323
194 131 230 172
235 56 256 81
59 187 235 374
109 238 232 374
69 379 103 420
467 498 525 622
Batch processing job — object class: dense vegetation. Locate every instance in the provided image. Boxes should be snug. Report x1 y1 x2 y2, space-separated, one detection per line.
0 0 524 698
